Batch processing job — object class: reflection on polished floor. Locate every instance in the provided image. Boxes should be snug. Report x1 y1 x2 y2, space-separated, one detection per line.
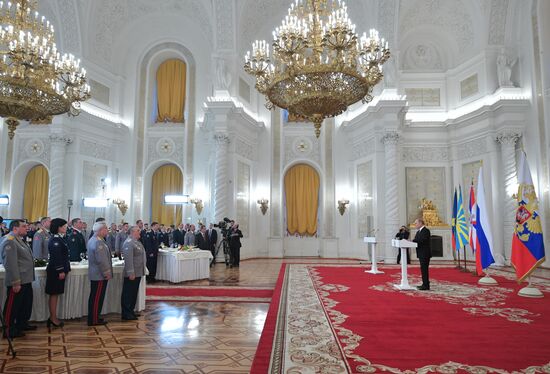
0 258 359 373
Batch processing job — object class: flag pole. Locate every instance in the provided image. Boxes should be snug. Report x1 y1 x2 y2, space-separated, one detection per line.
478 267 498 285
461 245 468 272
518 275 544 298
456 248 462 269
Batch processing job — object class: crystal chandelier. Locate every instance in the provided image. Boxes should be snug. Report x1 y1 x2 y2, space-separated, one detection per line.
244 0 390 138
0 0 90 139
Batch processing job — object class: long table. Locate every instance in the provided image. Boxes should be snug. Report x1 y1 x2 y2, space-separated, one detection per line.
156 249 212 283
0 261 146 322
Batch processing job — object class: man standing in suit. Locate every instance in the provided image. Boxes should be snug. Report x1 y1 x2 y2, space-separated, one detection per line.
67 218 87 262
196 225 210 251
229 223 243 268
143 222 159 282
413 218 431 290
207 224 218 265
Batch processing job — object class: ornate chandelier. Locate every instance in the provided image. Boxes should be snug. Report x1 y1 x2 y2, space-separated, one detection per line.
244 0 390 138
0 0 90 139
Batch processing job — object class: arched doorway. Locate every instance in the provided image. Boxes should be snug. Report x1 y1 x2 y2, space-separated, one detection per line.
24 165 49 222
284 164 320 237
151 164 183 225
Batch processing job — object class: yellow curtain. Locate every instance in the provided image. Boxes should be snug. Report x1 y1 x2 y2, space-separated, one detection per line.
284 164 320 236
156 59 186 123
152 164 183 225
23 165 49 222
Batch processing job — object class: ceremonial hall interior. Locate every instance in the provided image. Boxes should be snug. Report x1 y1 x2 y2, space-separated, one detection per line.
0 0 550 372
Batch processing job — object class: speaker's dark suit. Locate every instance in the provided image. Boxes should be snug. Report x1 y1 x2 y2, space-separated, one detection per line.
413 226 432 289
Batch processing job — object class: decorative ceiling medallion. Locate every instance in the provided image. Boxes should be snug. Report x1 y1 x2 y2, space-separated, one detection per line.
25 139 45 158
156 138 176 156
293 137 313 156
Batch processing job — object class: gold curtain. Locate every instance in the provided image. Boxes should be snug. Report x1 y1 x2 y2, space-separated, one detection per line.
23 165 49 222
284 164 320 236
152 164 183 225
156 59 186 123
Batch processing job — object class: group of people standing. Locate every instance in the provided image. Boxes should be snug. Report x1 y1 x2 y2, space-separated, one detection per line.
0 217 147 339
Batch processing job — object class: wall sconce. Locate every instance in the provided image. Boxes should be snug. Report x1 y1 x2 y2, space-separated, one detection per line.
112 198 128 216
337 199 350 215
257 199 269 215
190 198 203 215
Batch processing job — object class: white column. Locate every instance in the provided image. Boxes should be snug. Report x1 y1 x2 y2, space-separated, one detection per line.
213 133 230 222
48 134 72 218
382 131 400 263
496 131 521 263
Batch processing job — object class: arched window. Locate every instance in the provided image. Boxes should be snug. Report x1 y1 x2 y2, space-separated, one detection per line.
151 164 183 225
155 59 187 123
24 165 49 222
284 164 320 236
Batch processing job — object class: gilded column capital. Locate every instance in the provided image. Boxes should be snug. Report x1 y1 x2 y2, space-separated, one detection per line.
496 131 521 146
381 131 400 146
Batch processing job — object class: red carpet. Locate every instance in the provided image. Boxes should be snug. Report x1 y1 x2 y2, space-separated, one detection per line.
250 264 287 373
146 286 273 303
252 264 550 373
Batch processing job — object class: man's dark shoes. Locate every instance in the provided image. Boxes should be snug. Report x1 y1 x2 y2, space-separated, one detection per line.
121 316 138 321
416 286 430 290
22 324 37 331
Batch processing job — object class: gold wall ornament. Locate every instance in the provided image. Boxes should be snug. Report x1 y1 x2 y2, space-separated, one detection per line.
418 197 446 227
244 0 390 138
112 198 128 217
0 0 90 139
257 198 269 215
190 198 203 215
337 199 349 215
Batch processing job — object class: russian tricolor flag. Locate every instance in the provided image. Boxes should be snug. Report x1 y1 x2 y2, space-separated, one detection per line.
511 152 546 282
473 167 495 275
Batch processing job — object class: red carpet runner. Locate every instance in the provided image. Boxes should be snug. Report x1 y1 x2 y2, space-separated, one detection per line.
252 264 550 373
146 286 273 303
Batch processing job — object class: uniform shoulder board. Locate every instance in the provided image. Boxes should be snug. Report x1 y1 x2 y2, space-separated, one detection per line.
5 234 14 240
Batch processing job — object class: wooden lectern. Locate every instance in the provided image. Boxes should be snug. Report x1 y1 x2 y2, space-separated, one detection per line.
391 239 418 290
364 236 383 274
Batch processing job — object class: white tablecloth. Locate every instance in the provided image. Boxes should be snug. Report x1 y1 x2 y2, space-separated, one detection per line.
156 249 212 283
0 262 146 322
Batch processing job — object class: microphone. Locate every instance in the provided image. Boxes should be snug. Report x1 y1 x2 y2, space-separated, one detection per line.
368 228 378 235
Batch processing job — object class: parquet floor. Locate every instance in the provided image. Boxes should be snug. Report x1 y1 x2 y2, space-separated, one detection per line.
0 258 359 374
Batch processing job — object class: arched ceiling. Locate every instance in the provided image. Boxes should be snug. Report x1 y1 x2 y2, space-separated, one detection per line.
37 0 513 76
84 0 213 68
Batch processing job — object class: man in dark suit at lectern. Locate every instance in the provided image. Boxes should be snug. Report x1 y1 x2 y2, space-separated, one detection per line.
413 218 431 290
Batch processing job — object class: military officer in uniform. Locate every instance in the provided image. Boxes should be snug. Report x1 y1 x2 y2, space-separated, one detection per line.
87 222 113 326
106 223 118 256
1 220 36 338
143 222 159 282
157 226 169 247
67 218 87 262
121 226 146 320
115 223 129 259
32 216 51 260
